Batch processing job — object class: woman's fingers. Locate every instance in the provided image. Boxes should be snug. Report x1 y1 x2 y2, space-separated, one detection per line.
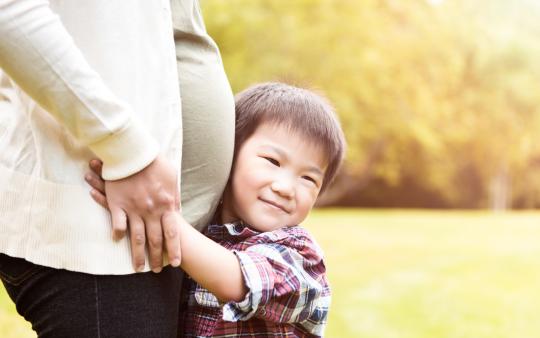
145 216 164 273
90 189 109 209
128 214 146 272
110 206 128 241
85 171 105 194
89 159 103 177
163 211 181 267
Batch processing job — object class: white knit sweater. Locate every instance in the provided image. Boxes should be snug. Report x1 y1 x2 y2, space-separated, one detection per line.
0 0 182 274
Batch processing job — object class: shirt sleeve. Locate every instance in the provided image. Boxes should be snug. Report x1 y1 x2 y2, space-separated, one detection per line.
222 241 331 335
0 0 159 180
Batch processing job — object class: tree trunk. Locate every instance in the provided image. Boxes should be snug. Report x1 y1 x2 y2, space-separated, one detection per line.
316 139 387 207
490 164 510 211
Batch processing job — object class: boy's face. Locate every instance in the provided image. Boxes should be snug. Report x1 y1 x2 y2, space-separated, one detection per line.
222 123 327 232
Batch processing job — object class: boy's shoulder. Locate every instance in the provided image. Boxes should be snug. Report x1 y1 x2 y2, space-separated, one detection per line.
274 225 318 245
238 223 316 245
208 222 325 260
248 225 326 263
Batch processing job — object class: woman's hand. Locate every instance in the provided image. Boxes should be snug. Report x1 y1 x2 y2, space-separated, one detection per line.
85 159 108 209
85 158 181 272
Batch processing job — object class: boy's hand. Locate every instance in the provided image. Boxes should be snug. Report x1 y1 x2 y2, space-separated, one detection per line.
85 158 181 273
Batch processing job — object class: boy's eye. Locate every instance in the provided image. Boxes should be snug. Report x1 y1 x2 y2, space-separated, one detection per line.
302 175 317 185
263 157 280 167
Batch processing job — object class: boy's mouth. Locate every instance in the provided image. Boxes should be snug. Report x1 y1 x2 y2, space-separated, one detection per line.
259 197 290 214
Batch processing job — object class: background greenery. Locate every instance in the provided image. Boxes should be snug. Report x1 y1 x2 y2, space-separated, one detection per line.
202 0 540 209
2 210 540 337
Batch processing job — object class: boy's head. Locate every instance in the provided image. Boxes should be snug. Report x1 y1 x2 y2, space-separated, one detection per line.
234 82 345 191
221 82 346 231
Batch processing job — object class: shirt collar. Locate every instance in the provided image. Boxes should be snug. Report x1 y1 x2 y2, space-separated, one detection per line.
205 221 260 241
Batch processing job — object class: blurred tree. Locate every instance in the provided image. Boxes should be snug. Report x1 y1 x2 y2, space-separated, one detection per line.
202 0 540 209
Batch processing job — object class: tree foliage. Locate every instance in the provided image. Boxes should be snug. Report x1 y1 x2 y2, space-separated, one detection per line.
202 0 540 208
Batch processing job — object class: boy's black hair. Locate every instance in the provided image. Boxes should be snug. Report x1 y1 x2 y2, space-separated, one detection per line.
234 82 346 192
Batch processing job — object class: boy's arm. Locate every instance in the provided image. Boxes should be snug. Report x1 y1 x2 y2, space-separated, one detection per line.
176 214 248 302
85 162 247 302
218 229 330 335
85 162 327 330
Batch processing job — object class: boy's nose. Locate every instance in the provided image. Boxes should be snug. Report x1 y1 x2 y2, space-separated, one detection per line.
270 177 295 198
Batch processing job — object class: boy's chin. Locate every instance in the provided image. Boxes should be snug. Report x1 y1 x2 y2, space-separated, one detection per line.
249 218 293 232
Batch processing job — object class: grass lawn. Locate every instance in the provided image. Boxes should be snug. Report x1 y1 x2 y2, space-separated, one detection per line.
1 209 540 337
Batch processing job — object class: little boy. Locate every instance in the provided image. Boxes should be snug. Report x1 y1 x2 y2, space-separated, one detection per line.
86 82 346 337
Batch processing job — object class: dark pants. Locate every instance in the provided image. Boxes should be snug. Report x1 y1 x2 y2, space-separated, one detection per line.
0 253 184 338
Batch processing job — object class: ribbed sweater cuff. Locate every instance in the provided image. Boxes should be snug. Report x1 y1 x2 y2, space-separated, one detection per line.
89 118 160 180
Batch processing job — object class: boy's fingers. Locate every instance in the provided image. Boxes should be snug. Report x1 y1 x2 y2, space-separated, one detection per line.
90 189 109 209
162 211 181 267
110 207 128 241
85 172 105 194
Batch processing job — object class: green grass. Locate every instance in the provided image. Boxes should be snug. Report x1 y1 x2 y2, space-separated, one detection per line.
0 287 33 338
1 209 540 337
304 209 540 338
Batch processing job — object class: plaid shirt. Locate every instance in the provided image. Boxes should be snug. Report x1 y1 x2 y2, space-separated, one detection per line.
180 222 331 337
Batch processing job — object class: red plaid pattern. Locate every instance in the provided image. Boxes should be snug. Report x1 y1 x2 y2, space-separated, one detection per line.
180 222 331 337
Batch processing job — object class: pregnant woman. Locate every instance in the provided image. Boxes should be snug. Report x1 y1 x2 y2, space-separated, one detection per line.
0 0 234 336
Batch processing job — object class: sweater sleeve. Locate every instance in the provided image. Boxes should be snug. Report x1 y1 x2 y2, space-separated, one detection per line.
0 0 159 180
